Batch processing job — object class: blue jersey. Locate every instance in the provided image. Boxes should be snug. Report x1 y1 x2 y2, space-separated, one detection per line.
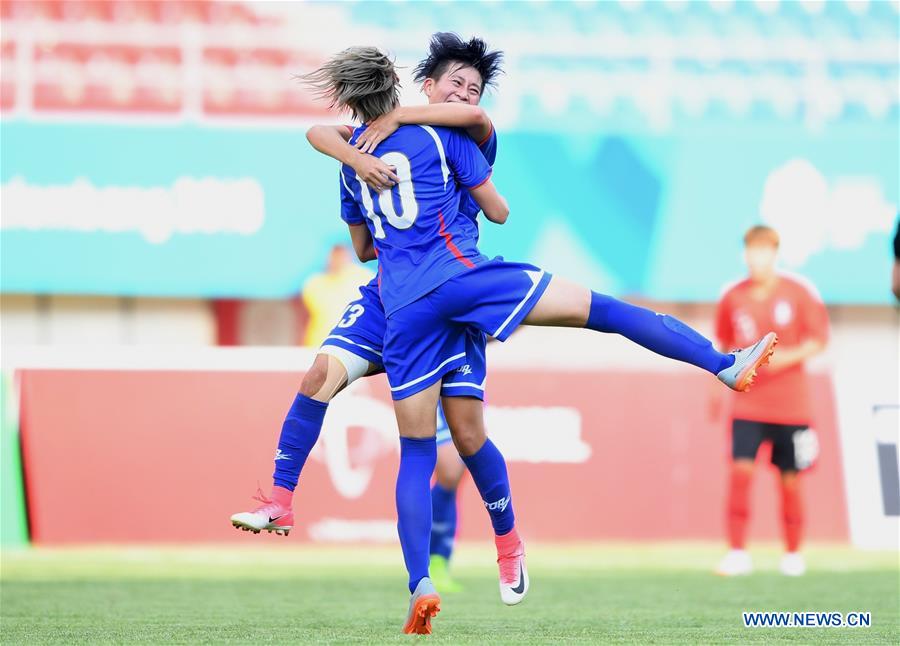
458 126 497 221
453 127 497 246
349 125 497 316
340 124 492 315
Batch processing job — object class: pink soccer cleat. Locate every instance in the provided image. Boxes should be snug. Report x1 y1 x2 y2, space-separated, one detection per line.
495 527 529 605
230 486 294 536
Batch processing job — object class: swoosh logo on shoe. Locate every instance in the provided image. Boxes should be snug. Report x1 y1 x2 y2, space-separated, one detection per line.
268 515 284 523
511 562 526 594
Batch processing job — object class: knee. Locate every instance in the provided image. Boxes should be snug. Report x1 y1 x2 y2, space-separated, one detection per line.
451 422 486 457
435 464 462 490
299 356 329 399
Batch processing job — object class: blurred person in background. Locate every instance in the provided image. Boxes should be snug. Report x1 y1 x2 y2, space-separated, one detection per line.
714 225 829 577
301 243 374 347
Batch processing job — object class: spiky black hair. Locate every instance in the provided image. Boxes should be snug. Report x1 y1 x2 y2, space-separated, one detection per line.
413 32 504 91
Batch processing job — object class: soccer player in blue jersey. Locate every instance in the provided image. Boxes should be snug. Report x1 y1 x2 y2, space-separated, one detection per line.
304 34 507 594
303 45 778 635
231 36 522 628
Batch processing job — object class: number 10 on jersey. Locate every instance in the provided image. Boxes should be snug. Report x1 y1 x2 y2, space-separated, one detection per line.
357 152 419 238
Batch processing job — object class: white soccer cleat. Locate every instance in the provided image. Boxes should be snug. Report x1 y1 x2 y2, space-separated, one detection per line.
496 528 529 605
715 549 753 576
779 552 806 577
230 488 293 536
499 552 529 606
717 332 778 392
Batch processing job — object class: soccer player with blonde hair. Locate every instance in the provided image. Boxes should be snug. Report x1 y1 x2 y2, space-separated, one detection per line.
257 45 777 634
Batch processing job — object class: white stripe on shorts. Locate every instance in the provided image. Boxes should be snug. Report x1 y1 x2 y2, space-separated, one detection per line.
441 380 486 392
492 269 546 339
322 335 383 358
390 352 467 393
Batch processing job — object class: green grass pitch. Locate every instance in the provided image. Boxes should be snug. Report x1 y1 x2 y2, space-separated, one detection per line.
2 543 897 644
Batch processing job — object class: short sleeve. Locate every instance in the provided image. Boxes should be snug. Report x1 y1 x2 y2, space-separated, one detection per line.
798 283 830 345
714 291 733 348
477 124 498 166
445 128 492 189
339 167 365 225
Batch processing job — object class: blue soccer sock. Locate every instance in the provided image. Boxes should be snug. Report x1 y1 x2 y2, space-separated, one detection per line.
430 483 458 560
272 393 328 493
585 292 734 375
461 439 515 536
396 436 437 593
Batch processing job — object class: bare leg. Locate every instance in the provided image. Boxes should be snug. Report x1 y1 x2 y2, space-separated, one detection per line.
394 382 441 439
300 353 378 403
441 395 488 457
522 276 590 327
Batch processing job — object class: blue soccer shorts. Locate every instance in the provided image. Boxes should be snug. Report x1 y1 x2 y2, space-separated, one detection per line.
320 280 488 399
319 281 386 375
383 259 551 400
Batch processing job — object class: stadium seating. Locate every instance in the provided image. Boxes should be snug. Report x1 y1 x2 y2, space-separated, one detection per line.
0 0 894 124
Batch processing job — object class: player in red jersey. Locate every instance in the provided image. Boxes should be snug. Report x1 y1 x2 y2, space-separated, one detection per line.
713 225 829 577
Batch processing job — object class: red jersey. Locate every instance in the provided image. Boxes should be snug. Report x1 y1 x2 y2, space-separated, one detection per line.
715 273 829 425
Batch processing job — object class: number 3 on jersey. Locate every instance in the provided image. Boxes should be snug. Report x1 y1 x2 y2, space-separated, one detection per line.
337 304 365 328
338 303 366 327
357 152 419 239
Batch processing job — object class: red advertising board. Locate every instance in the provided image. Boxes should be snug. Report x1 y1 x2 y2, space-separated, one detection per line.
19 368 848 544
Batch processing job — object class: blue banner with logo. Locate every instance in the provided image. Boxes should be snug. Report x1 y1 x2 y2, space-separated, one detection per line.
2 120 895 302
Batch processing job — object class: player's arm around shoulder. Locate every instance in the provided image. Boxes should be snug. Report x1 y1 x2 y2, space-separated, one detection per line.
395 103 491 146
306 123 354 160
354 104 492 154
306 124 399 192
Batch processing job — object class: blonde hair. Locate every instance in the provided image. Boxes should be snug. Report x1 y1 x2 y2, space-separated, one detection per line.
300 47 400 123
743 225 780 248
